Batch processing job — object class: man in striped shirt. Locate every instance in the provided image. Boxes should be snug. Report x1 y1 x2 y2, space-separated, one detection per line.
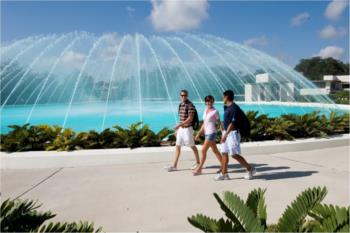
165 90 200 172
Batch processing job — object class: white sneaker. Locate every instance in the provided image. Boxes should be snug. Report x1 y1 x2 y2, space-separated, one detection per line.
191 163 199 170
214 173 230 181
164 165 177 172
244 167 257 180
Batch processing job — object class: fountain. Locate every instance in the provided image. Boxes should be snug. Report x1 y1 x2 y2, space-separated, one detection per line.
0 32 343 133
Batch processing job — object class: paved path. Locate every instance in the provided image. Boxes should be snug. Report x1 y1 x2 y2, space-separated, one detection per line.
1 145 349 231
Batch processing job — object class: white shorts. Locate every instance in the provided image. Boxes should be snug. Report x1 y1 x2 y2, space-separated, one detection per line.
176 127 195 147
220 130 241 156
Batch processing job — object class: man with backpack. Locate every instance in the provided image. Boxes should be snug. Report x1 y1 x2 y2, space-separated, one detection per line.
215 90 256 181
165 90 200 172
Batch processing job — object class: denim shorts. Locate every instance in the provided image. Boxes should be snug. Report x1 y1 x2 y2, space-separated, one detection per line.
205 133 217 141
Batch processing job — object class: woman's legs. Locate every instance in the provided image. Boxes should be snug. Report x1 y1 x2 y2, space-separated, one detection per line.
209 141 223 172
193 140 210 174
210 142 222 163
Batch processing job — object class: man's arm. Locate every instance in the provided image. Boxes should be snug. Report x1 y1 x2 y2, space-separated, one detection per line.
221 108 237 143
181 114 194 126
221 122 235 143
224 122 235 136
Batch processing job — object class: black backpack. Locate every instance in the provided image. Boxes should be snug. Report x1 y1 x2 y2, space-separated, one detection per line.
178 102 199 130
233 103 251 137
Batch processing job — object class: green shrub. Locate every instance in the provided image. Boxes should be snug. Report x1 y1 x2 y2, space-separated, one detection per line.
329 91 350 105
0 122 174 152
246 111 274 141
188 186 349 232
45 128 79 151
1 111 348 152
0 124 61 152
0 198 102 232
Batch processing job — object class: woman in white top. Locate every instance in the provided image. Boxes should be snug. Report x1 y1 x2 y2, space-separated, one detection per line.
193 95 223 175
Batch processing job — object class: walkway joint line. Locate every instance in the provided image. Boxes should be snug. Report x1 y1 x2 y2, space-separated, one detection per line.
14 167 64 200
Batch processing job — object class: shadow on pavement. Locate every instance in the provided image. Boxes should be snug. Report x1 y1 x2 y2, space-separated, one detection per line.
253 171 318 180
204 163 318 180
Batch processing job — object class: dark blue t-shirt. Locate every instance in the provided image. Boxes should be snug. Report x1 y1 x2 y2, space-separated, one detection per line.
223 103 238 130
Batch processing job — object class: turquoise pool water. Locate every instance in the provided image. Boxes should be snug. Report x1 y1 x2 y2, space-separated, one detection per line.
0 101 345 134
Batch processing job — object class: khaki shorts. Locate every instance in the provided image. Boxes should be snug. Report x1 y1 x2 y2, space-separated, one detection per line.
176 127 195 147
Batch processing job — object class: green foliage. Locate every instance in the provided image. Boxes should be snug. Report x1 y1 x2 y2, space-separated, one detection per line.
245 188 267 228
113 123 174 149
294 57 349 81
277 186 327 232
1 122 174 152
329 91 350 105
0 124 61 152
188 186 349 232
1 111 348 152
281 111 328 138
322 112 349 135
246 111 274 141
308 204 350 232
38 221 103 233
187 214 235 232
1 198 55 232
45 128 79 151
0 198 102 232
244 110 348 141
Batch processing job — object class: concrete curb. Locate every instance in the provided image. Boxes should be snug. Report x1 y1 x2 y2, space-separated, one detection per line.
1 134 349 169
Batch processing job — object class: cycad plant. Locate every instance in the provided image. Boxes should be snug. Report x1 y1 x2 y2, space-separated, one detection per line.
321 111 349 135
1 198 102 233
246 111 273 141
0 124 61 152
281 111 327 138
45 128 78 151
188 186 349 232
113 122 173 148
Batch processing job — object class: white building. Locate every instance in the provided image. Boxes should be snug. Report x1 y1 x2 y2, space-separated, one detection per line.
301 75 350 96
244 73 295 102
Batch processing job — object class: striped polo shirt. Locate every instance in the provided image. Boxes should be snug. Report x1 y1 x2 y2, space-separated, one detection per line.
179 100 195 127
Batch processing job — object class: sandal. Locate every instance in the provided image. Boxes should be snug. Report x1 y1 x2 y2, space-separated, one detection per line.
193 170 202 176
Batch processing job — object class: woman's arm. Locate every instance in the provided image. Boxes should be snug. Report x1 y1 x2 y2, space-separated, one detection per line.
197 122 205 135
195 122 205 140
218 120 223 132
216 111 223 131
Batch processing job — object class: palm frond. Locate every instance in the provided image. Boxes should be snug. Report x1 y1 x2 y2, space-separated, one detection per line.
0 198 55 232
187 214 234 232
277 186 327 232
220 191 265 232
308 204 349 232
245 188 267 228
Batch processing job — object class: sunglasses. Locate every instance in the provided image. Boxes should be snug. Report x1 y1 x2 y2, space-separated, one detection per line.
180 94 187 97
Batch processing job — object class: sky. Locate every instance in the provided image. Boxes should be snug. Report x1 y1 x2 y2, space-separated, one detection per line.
1 0 349 66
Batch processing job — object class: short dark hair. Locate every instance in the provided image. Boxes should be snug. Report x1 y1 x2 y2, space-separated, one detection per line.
223 90 234 101
204 95 215 102
180 89 188 95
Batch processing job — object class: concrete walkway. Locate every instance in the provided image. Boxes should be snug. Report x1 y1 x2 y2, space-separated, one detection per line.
1 145 349 231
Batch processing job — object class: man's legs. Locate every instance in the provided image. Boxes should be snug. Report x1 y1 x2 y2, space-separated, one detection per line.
221 153 229 174
191 145 200 165
232 154 253 171
172 145 181 168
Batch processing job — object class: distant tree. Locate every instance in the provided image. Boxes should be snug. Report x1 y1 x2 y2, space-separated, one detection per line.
294 57 349 80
